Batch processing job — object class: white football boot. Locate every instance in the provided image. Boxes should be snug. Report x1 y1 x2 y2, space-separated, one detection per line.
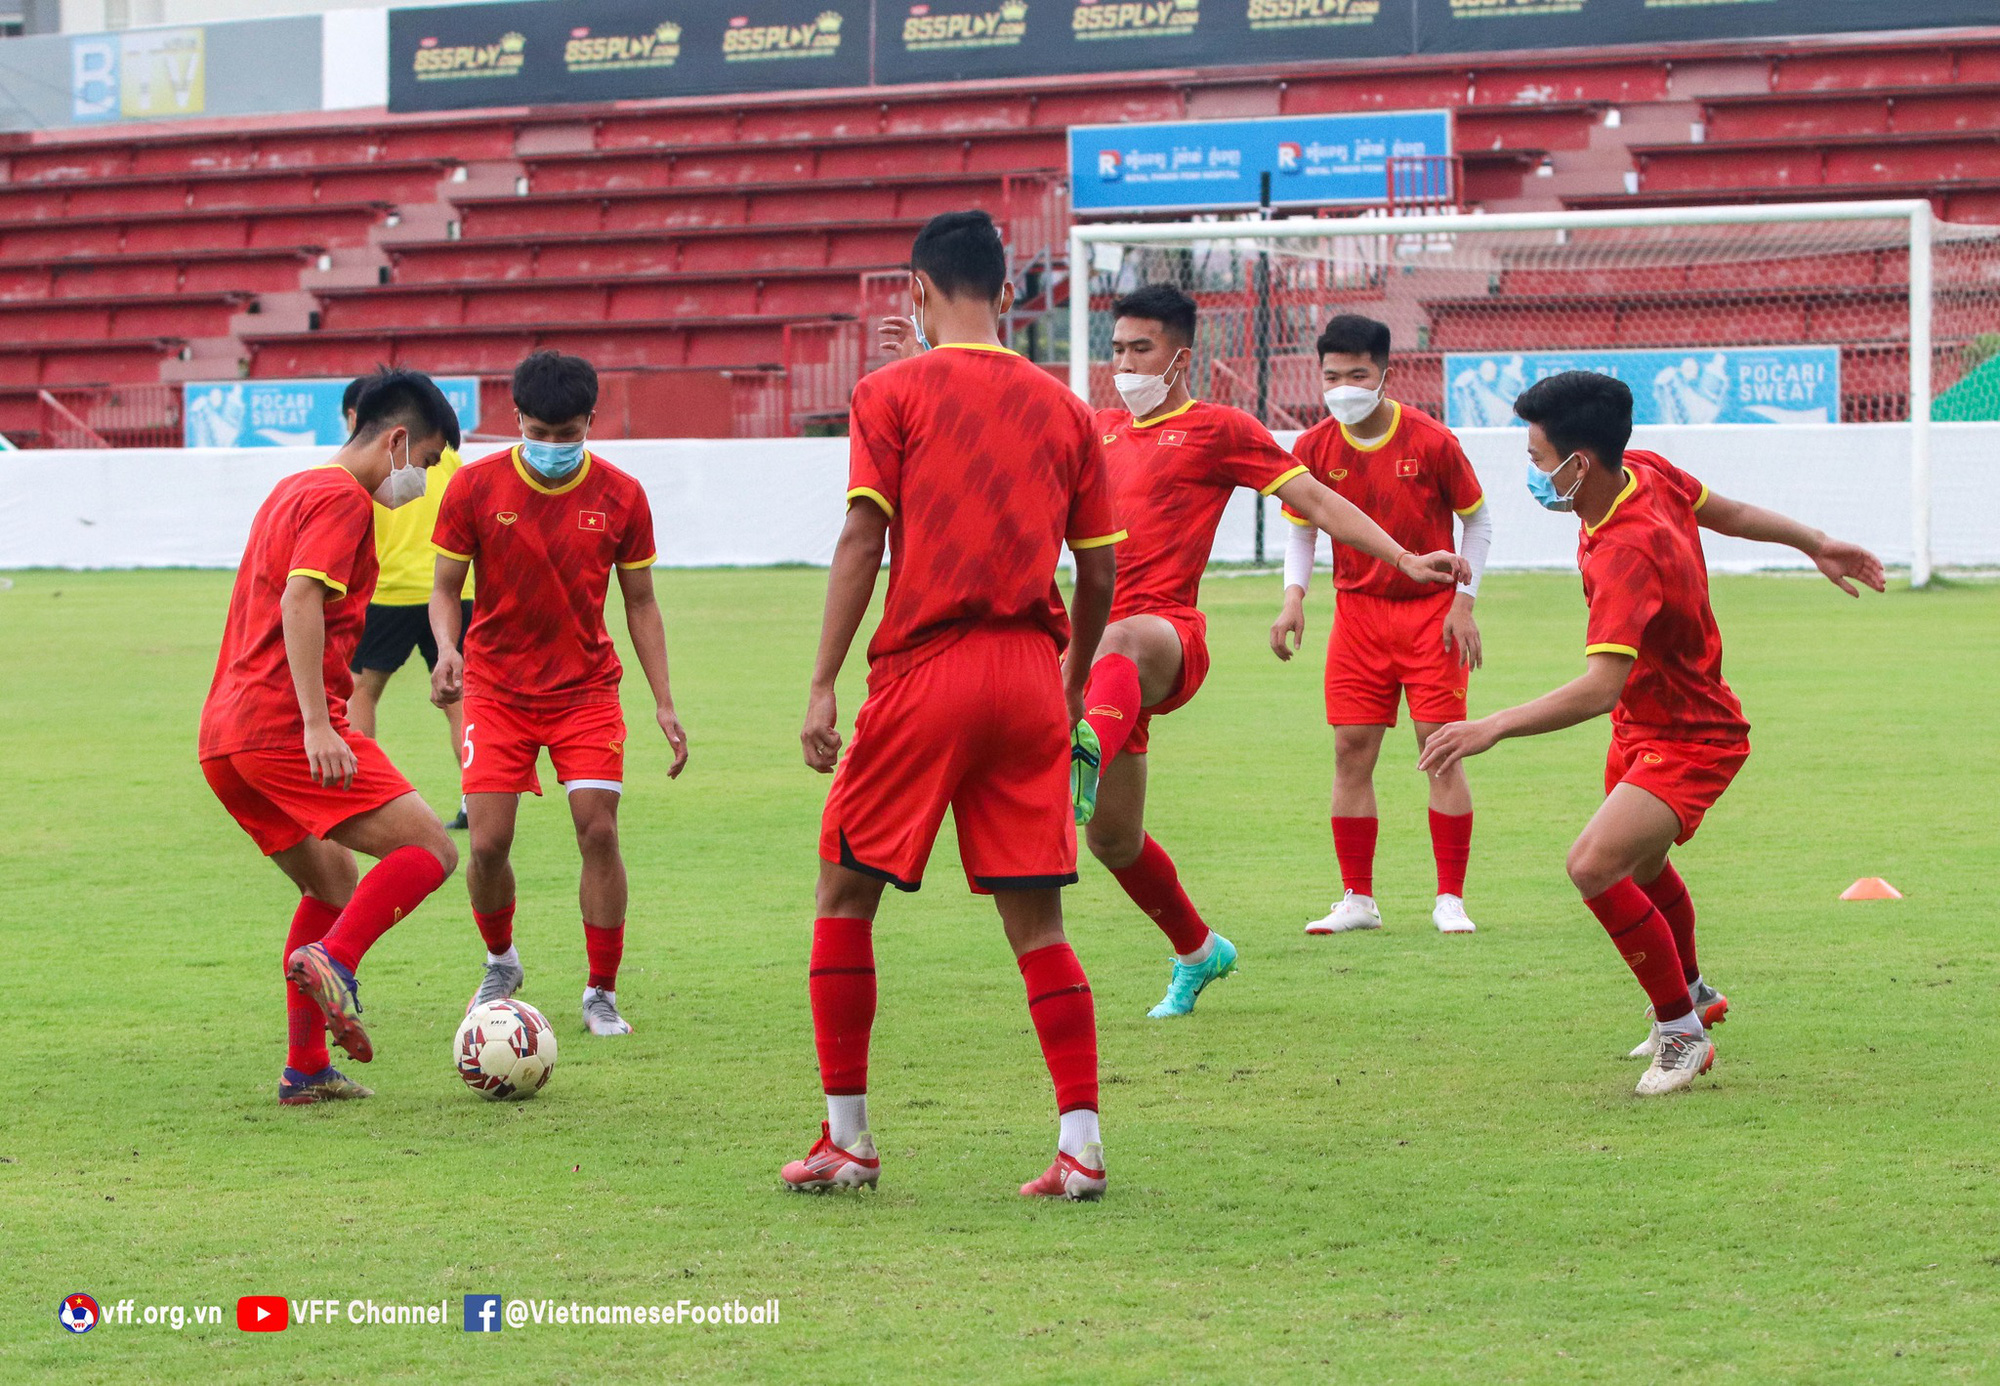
1431 894 1477 934
1634 1030 1716 1097
1305 891 1382 935
1629 980 1730 1059
582 986 633 1036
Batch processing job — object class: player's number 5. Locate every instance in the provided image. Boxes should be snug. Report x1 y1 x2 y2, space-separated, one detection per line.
461 723 475 771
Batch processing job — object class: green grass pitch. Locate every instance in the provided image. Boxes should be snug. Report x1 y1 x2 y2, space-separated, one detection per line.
2 565 1996 1383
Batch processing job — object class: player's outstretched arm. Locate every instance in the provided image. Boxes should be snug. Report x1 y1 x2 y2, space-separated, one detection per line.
1417 652 1634 778
280 574 358 790
802 501 889 773
1696 492 1886 597
1272 472 1469 588
1064 543 1117 725
428 554 471 708
618 565 690 779
1270 519 1314 661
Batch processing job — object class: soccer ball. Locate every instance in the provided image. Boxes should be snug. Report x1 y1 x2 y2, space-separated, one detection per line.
454 999 557 1101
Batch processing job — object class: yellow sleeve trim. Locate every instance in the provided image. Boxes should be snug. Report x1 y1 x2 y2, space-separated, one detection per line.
1585 643 1639 658
1693 483 1710 511
1258 464 1308 497
287 568 348 596
1282 510 1314 527
847 486 894 518
431 543 474 562
1454 495 1487 517
616 554 658 570
1069 529 1127 550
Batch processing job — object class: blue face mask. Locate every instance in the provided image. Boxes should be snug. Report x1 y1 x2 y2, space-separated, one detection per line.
1526 454 1582 512
521 437 587 479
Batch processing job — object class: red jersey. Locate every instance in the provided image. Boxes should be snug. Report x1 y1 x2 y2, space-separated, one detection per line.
847 343 1122 682
1286 401 1484 601
432 447 657 711
1094 399 1304 621
1579 451 1749 743
199 465 378 759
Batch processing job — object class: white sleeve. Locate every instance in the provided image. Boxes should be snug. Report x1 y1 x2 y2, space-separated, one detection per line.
1456 501 1494 598
1283 518 1318 593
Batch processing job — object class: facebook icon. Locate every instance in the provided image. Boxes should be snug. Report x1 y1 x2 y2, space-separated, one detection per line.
463 1295 503 1332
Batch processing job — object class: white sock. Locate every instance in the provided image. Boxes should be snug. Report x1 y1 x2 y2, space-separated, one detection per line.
1688 973 1708 997
1058 1108 1101 1160
826 1095 869 1149
584 985 614 1003
486 946 519 968
1658 1008 1705 1039
1176 931 1216 967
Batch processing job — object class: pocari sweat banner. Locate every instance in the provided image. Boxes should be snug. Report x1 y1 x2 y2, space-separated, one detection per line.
1443 348 1842 430
183 378 482 448
1070 110 1451 214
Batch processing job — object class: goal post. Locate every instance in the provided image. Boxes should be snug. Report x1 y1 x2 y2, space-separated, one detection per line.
1067 200 2000 587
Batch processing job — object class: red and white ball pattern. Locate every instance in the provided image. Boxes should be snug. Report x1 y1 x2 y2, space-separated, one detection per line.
455 999 557 1101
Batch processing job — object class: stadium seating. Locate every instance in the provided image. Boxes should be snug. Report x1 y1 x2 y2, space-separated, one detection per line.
0 28 1993 439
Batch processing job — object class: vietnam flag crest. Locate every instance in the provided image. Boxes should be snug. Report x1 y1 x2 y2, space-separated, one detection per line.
1158 430 1187 447
579 511 608 532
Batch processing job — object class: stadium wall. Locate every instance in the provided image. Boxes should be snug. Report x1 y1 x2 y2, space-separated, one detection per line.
1 424 1994 572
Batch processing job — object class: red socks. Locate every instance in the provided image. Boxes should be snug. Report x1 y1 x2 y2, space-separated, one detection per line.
1018 942 1099 1114
583 921 624 991
320 845 447 972
1107 835 1210 955
1082 654 1143 772
1584 879 1693 1022
1429 809 1472 897
809 917 876 1096
1332 816 1378 896
473 902 515 955
285 895 339 1073
1642 863 1699 983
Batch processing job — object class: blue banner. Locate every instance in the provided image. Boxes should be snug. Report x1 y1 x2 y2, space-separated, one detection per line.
1443 347 1843 430
1069 110 1451 214
182 378 482 448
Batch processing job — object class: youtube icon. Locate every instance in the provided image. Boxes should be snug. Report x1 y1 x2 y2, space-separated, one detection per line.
236 1296 288 1332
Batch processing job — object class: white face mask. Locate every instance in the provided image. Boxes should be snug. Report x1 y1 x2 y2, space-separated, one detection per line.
1114 351 1185 419
375 436 426 510
1324 381 1384 427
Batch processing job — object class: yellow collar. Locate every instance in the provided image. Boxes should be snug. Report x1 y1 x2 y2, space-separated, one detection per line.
1130 398 1198 430
933 342 1019 355
512 444 593 497
1339 399 1401 452
1584 467 1641 535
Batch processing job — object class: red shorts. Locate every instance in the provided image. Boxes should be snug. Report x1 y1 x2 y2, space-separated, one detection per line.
1325 589 1468 727
1605 733 1751 844
820 624 1076 894
461 696 627 797
202 735 415 856
1126 606 1210 756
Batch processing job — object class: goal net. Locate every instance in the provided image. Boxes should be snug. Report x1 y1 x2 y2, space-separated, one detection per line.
1066 202 2000 583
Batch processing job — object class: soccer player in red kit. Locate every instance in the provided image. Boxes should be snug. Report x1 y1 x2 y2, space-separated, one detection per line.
1070 286 1469 1019
1271 315 1494 938
430 351 690 1037
781 210 1121 1200
198 370 464 1104
1418 371 1883 1096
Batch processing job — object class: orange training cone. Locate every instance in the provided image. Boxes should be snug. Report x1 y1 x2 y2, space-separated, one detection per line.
1840 877 1903 901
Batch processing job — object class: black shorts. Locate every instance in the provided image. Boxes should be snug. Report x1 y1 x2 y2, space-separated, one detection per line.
350 600 471 675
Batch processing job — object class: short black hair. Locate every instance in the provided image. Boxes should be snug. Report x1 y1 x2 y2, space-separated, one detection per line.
1317 314 1392 367
1111 283 1197 347
351 368 460 451
910 209 1007 300
512 349 598 424
342 374 368 417
1511 370 1633 466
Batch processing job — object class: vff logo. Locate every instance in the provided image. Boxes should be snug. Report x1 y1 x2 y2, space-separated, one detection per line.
464 1295 504 1332
1097 149 1121 181
1277 141 1303 174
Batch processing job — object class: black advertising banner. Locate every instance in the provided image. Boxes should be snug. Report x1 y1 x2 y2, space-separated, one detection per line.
1413 0 2000 54
875 0 1412 86
388 0 870 113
